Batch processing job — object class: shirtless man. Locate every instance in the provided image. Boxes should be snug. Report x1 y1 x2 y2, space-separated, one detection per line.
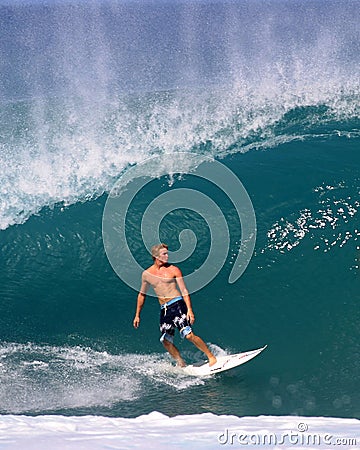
133 243 217 367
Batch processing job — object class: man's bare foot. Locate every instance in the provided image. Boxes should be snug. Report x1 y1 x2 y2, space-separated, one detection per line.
208 355 217 366
176 358 187 368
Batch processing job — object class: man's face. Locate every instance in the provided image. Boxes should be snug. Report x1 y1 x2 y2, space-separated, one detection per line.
157 249 169 263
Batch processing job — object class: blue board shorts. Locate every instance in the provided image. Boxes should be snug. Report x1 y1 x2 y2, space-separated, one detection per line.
159 296 192 344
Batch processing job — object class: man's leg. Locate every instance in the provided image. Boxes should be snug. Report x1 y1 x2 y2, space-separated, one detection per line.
186 332 217 366
162 338 186 367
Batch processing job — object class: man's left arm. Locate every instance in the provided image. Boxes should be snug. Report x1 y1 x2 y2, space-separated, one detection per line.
174 267 195 324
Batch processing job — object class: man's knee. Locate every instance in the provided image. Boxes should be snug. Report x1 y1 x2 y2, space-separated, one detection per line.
160 332 174 345
185 331 195 341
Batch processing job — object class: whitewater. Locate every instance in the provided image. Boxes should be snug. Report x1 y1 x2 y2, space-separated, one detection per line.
0 413 359 449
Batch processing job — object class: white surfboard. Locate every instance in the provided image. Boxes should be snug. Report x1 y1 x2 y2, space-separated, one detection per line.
183 345 267 377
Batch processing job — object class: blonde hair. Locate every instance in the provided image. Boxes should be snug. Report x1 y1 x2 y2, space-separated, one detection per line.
151 243 168 260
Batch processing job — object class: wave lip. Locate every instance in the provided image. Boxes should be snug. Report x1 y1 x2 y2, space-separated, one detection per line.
1 90 359 231
0 0 359 230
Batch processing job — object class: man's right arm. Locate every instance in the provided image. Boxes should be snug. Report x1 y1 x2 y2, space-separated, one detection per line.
133 273 149 329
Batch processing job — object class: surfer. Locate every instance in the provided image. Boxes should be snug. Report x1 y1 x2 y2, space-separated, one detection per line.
133 243 217 367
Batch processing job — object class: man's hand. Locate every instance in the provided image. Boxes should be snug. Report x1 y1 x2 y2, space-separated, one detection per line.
133 316 140 328
187 310 195 325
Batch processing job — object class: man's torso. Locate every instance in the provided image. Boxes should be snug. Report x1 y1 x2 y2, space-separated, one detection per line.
144 264 181 304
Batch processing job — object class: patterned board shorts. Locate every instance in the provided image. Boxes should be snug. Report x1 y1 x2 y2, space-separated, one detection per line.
159 297 192 344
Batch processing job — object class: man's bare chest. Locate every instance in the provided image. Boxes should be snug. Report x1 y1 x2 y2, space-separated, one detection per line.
146 271 176 287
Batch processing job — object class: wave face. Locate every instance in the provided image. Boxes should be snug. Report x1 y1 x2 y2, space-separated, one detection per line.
0 0 359 419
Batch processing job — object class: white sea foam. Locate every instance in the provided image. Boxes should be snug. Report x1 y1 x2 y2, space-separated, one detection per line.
0 412 358 449
0 342 209 414
263 180 360 256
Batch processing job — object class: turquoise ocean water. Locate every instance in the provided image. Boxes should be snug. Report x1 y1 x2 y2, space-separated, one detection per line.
0 0 359 420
